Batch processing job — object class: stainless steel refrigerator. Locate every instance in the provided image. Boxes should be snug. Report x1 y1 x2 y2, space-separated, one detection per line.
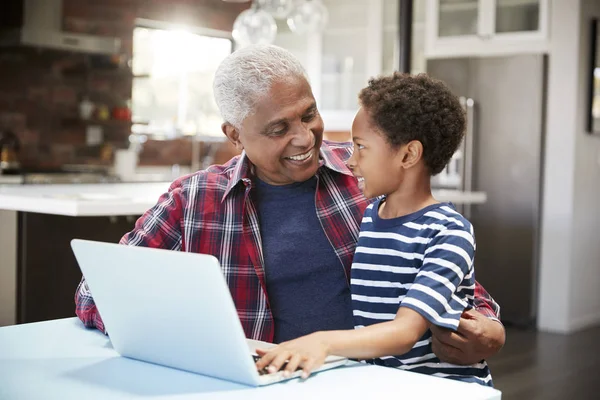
428 55 546 326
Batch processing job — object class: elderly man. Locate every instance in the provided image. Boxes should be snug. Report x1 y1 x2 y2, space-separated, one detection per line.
76 45 504 365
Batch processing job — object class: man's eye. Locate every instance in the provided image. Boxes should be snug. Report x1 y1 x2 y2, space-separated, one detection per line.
269 127 287 136
357 144 365 150
302 113 316 122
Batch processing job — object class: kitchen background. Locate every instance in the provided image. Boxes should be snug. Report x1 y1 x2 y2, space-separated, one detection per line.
1 1 600 398
0 0 247 175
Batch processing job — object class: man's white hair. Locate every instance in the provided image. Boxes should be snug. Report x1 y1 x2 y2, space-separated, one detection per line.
213 44 308 128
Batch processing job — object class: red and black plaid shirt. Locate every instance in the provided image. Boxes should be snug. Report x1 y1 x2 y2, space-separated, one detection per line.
75 141 500 340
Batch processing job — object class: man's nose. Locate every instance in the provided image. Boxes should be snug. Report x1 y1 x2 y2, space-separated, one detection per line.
291 124 314 148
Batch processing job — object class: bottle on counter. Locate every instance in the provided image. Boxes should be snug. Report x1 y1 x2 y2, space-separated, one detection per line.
0 130 21 175
79 97 95 120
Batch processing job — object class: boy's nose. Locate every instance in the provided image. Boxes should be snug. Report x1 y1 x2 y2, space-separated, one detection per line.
347 152 356 170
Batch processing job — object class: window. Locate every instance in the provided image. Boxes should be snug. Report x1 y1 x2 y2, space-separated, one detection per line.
131 24 232 140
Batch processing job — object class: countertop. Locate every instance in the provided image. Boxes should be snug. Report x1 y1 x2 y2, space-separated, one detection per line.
0 182 487 217
0 175 24 185
0 182 171 216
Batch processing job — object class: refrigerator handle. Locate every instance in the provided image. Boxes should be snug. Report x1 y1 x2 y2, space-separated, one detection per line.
463 98 475 220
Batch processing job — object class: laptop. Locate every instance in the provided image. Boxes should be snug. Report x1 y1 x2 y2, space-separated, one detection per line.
70 239 348 386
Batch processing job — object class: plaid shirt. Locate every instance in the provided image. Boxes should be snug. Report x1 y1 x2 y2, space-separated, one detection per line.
75 141 500 340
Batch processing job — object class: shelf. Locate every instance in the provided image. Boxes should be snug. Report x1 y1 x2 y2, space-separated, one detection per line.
497 0 540 7
384 22 425 32
61 118 134 128
439 0 538 13
62 67 150 80
323 27 368 36
439 1 478 13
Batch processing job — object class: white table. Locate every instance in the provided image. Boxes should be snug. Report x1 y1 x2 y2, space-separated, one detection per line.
0 318 501 400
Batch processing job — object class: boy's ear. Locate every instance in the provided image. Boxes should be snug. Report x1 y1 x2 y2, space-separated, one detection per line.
222 123 244 151
401 140 423 169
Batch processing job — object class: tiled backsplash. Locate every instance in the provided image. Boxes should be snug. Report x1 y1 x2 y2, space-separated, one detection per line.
0 0 248 171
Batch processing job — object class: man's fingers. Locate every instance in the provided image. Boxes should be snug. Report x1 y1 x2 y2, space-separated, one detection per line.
447 331 469 346
457 315 479 336
431 326 468 347
461 308 479 319
432 337 464 364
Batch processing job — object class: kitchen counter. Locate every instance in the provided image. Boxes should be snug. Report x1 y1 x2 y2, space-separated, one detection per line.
0 182 171 216
433 189 487 205
0 183 487 326
0 175 23 185
0 182 487 217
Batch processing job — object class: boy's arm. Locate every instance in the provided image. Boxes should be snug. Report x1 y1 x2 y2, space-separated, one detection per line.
256 307 430 378
324 307 430 359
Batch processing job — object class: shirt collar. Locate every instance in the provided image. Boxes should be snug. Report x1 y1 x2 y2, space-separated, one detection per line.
318 141 355 177
222 150 252 202
221 142 355 202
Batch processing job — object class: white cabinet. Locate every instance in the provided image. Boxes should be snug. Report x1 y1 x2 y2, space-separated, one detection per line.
411 0 428 74
275 0 386 132
425 0 550 58
318 0 384 131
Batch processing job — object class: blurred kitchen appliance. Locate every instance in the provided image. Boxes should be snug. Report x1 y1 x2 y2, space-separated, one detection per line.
0 0 120 54
428 55 547 326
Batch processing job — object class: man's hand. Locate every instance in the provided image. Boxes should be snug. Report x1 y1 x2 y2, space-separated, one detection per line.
431 309 505 365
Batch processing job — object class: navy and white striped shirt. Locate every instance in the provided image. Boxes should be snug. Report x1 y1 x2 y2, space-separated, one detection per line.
351 199 493 386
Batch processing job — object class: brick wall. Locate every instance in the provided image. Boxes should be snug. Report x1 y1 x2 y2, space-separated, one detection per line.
0 0 248 171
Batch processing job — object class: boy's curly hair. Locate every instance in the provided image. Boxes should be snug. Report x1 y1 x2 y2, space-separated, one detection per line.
358 72 465 176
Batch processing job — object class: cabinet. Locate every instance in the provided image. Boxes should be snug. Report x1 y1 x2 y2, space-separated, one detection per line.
425 0 549 58
17 213 138 324
275 0 389 132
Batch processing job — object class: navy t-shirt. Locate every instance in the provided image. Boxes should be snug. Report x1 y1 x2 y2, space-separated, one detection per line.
254 176 354 343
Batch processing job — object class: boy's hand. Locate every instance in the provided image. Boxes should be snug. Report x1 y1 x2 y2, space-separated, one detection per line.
255 332 331 379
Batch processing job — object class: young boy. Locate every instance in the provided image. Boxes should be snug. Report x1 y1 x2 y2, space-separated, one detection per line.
255 73 493 387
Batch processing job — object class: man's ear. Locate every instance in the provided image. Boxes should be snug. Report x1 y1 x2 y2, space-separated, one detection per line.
222 123 244 151
401 140 423 169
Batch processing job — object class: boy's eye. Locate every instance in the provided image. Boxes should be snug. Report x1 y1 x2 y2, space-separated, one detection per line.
357 144 365 150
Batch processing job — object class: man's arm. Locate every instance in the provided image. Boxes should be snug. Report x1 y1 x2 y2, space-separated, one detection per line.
75 277 107 334
431 281 506 365
472 280 502 320
74 180 185 333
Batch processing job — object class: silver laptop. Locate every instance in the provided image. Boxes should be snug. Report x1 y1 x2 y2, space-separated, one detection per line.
70 239 347 386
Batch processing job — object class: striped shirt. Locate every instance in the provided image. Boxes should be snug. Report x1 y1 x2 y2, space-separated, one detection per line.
351 199 493 386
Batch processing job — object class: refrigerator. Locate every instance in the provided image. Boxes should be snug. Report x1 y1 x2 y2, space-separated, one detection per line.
428 55 546 326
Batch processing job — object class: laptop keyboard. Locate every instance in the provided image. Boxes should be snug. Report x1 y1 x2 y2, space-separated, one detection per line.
252 355 269 375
